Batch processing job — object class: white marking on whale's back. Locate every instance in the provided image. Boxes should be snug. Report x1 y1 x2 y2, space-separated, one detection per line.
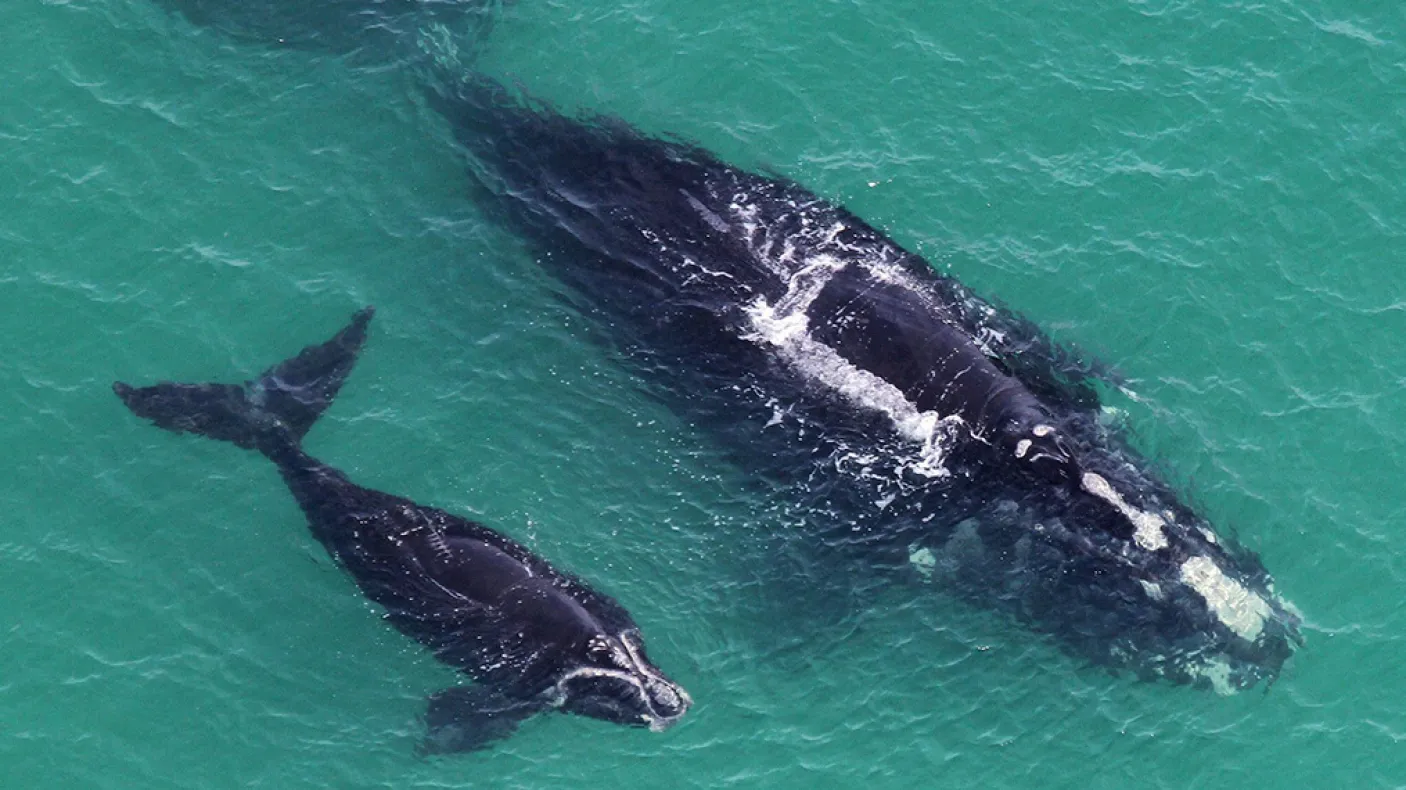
739 254 960 476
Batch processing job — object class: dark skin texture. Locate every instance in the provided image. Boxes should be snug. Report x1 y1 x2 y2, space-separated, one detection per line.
114 309 689 751
434 80 1083 488
267 440 636 696
805 265 1081 485
426 78 1298 689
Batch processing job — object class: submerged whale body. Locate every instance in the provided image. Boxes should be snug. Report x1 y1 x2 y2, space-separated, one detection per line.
152 0 495 59
427 78 1303 691
115 308 689 752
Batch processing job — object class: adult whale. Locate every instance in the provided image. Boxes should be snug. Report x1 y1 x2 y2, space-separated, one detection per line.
425 76 1303 692
115 308 690 752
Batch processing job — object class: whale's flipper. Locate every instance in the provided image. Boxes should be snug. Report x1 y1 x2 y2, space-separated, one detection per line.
114 307 374 453
420 685 545 755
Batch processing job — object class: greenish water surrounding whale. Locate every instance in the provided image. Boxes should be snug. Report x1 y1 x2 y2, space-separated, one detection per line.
4 1 1405 787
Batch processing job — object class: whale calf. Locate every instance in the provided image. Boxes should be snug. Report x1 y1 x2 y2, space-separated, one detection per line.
115 308 690 751
426 77 1302 691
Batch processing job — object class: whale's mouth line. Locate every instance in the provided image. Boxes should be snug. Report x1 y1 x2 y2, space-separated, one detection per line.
552 666 690 727
552 632 692 728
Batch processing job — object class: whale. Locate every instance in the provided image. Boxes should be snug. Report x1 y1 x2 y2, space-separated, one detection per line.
424 76 1303 691
114 307 690 752
134 0 1302 690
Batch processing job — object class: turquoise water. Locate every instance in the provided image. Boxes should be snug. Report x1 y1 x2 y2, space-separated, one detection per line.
5 0 1406 787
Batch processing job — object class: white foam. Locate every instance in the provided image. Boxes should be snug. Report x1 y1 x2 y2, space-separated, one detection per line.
741 255 959 474
1180 555 1272 643
746 306 928 441
1079 472 1169 551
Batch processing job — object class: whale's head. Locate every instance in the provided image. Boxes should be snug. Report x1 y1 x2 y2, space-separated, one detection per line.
914 425 1303 692
553 630 691 731
1050 435 1304 690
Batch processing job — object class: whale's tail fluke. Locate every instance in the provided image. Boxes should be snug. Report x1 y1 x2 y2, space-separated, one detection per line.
114 307 374 455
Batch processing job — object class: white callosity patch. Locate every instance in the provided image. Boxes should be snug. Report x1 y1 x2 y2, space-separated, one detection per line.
1014 439 1032 458
618 632 689 728
1179 555 1272 643
1079 472 1170 551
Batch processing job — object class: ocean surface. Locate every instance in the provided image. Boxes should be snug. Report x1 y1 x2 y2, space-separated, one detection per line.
4 0 1405 787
